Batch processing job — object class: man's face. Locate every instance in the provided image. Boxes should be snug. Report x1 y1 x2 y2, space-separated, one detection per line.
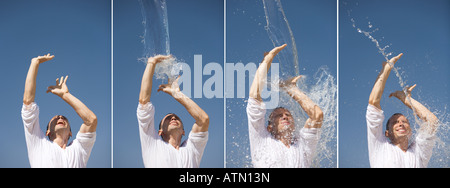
160 114 183 133
269 108 295 135
386 115 412 141
47 115 71 138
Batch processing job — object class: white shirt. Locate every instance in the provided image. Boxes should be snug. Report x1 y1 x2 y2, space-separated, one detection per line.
137 102 208 168
21 102 96 168
366 104 436 168
246 98 320 168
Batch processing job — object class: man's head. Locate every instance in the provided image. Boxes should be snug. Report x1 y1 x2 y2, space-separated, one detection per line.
267 107 295 138
46 115 72 142
385 113 412 142
158 113 185 142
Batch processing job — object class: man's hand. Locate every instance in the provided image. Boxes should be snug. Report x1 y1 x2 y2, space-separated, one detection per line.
389 84 416 101
157 75 184 99
383 53 403 69
147 54 172 65
31 53 54 64
280 75 302 90
46 75 69 98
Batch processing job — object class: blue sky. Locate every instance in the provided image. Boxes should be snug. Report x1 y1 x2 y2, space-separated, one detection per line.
226 0 337 168
0 0 111 167
113 0 224 167
1 0 448 168
339 0 450 167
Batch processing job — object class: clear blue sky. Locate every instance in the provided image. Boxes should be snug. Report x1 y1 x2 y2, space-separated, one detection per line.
0 0 111 167
1 0 447 168
113 0 224 167
226 0 337 168
339 0 450 167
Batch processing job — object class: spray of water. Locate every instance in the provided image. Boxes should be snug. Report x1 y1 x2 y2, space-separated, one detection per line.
347 4 449 167
139 0 170 57
139 0 182 81
228 0 337 168
262 0 300 79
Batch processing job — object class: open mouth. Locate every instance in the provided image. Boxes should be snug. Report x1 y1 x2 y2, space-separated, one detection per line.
56 120 65 126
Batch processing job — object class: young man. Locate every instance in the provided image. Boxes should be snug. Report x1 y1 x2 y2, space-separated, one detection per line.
367 53 439 168
137 55 209 168
247 44 323 168
22 54 97 168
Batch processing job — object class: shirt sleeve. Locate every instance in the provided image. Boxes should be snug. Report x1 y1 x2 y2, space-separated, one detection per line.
72 131 96 166
414 125 437 167
186 131 209 166
22 102 43 137
298 127 320 167
22 102 46 146
137 102 157 138
246 97 268 138
366 104 387 165
137 102 158 167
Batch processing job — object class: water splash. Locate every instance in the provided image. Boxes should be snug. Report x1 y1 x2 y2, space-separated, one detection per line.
262 0 299 79
153 57 182 81
138 0 182 81
347 3 449 168
277 67 337 168
138 0 170 58
228 0 337 168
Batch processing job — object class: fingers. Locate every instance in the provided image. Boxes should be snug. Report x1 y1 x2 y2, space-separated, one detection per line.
291 75 302 83
60 76 64 85
63 75 68 84
269 44 287 55
174 75 181 83
148 54 173 64
46 85 57 93
157 84 167 92
389 53 403 64
408 84 416 92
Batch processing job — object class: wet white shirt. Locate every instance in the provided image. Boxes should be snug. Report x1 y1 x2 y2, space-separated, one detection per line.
21 102 96 168
137 102 208 168
366 104 436 168
246 98 320 168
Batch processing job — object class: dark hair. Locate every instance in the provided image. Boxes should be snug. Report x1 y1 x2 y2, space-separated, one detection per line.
46 115 71 141
386 113 404 131
158 113 183 130
158 113 183 140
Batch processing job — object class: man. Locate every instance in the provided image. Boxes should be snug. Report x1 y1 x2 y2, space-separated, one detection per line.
367 53 439 168
247 44 323 168
22 54 97 168
137 55 209 168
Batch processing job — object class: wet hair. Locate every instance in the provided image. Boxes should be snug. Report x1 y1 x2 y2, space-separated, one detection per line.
385 113 404 131
46 115 71 141
267 107 290 126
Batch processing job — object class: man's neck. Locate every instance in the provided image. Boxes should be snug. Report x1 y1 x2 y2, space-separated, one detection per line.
392 138 409 152
275 133 294 148
164 134 182 150
53 136 69 149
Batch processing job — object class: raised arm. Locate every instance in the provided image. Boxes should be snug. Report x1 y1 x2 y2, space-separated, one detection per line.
281 76 323 128
158 76 209 133
368 53 403 110
249 44 287 102
47 76 97 133
23 54 54 105
139 55 172 104
389 84 439 134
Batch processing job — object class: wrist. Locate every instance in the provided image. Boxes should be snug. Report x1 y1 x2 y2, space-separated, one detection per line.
60 92 71 100
171 90 186 100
